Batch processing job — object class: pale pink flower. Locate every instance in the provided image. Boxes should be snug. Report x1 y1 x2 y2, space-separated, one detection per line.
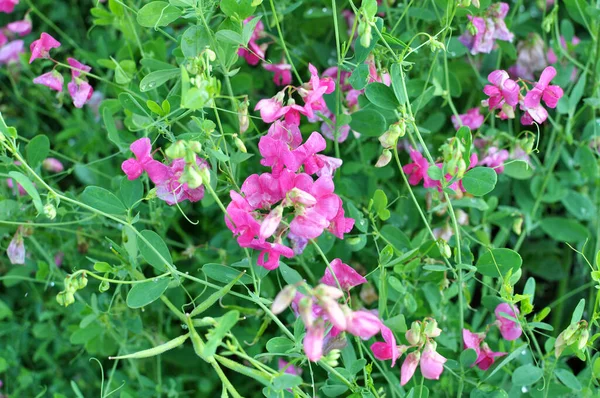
321 118 350 143
345 310 381 339
459 3 513 55
54 251 64 267
259 206 283 241
262 62 292 86
255 93 285 123
495 303 522 341
6 19 31 36
33 70 64 92
321 258 366 291
67 57 92 78
121 138 154 180
0 0 18 13
42 157 64 172
0 39 23 64
7 229 25 264
400 351 420 386
6 178 26 195
371 325 400 366
327 197 354 239
451 107 484 130
521 66 563 125
304 322 325 361
29 32 60 63
509 33 547 80
420 342 447 380
479 146 509 173
462 329 484 357
483 70 520 110
146 157 208 205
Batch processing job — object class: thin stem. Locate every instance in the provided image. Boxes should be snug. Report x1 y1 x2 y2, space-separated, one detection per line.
268 0 302 83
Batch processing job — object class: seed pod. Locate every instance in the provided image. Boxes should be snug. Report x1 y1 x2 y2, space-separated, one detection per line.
109 333 190 360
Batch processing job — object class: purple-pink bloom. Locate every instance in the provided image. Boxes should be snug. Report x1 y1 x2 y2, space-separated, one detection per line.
6 177 26 196
6 19 31 36
249 239 294 270
479 146 509 173
255 93 285 123
42 157 64 173
0 39 23 64
451 107 484 130
521 66 563 125
300 64 335 118
289 175 340 240
262 62 292 86
304 322 325 362
29 32 60 63
67 57 92 78
146 157 208 206
345 310 381 339
7 229 25 264
476 343 506 370
121 137 154 180
371 325 400 367
420 342 447 380
225 191 261 247
459 16 494 55
495 303 522 341
0 0 18 13
258 135 299 176
403 147 437 189
33 70 64 92
321 258 366 291
68 79 93 108
400 351 420 386
483 70 520 110
238 17 267 66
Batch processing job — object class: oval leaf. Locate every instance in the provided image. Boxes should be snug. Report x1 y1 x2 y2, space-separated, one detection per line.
138 230 172 271
26 135 50 169
476 248 522 278
81 186 127 214
137 2 182 28
349 109 386 137
126 278 170 308
462 167 497 196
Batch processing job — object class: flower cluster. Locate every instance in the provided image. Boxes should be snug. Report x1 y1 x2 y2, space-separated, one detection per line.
372 318 447 385
120 137 209 206
239 17 292 87
30 32 95 108
459 2 513 55
225 65 354 270
0 1 30 65
272 259 384 362
483 66 563 125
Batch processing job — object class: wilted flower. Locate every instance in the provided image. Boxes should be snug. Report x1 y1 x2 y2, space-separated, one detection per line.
7 228 25 264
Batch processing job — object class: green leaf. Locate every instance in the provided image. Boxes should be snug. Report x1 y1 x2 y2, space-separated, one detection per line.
266 337 295 353
242 16 261 44
540 217 589 243
181 25 211 58
554 368 582 391
503 161 534 180
120 178 143 209
571 298 585 323
561 190 595 220
568 73 586 113
215 30 244 46
485 344 527 380
220 0 256 19
427 165 443 181
202 263 254 285
460 348 478 367
137 1 182 28
8 171 43 214
272 374 303 392
372 189 390 220
279 262 303 285
26 135 50 169
476 248 522 278
456 126 472 161
512 364 543 386
138 230 172 271
203 310 240 357
380 225 412 253
462 167 497 196
365 82 399 110
349 109 386 137
81 186 127 214
139 69 180 92
349 64 370 90
126 278 170 308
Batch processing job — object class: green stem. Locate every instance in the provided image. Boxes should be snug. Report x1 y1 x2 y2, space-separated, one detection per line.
268 0 302 83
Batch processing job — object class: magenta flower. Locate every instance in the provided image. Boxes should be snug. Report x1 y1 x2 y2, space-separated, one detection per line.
0 39 23 64
289 175 340 240
400 351 420 386
403 147 437 189
521 66 563 125
321 258 367 291
345 310 381 339
0 0 18 13
6 177 26 195
479 146 509 173
33 70 64 92
267 120 303 149
67 57 91 78
300 64 335 118
42 157 64 173
121 138 154 180
6 19 31 36
225 191 261 247
451 107 484 130
495 303 522 341
249 239 294 270
146 157 208 206
459 16 494 55
238 17 267 65
476 343 506 370
29 32 61 63
462 329 484 356
322 118 351 143
263 62 292 86
258 135 299 176
483 70 520 110
240 171 293 210
304 322 325 361
371 325 400 366
293 132 328 175
8 229 25 264
255 93 285 124
327 197 355 239
420 342 447 380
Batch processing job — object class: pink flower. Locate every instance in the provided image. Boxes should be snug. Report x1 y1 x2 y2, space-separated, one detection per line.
29 32 61 63
259 206 283 241
476 343 506 370
121 138 154 180
403 147 436 188
6 19 31 36
521 66 563 125
68 79 93 108
321 118 350 143
304 322 325 361
420 342 447 380
6 177 26 195
459 16 494 55
42 157 64 172
255 93 285 123
293 132 328 175
54 252 64 267
258 135 299 176
479 146 509 173
327 197 354 239
0 0 18 13
146 157 208 205
33 70 64 92
400 351 420 386
267 120 303 149
289 175 340 240
7 229 25 264
225 191 261 247
483 70 520 110
495 303 522 341
263 62 292 86
509 33 547 80
0 39 23 64
371 325 400 366
240 170 294 210
321 258 366 291
462 329 484 356
67 57 92 78
300 64 335 118
451 107 484 130
238 17 267 65
249 239 294 270
345 310 381 339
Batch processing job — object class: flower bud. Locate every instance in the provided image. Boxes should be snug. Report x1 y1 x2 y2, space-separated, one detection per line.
379 128 400 149
56 290 75 307
251 0 263 5
456 158 467 178
315 284 344 300
324 349 341 367
259 206 283 241
299 296 315 328
42 157 64 173
7 229 25 265
166 141 187 159
199 165 211 186
287 187 317 206
321 298 347 331
181 166 204 189
188 141 203 154
360 24 372 48
44 203 57 220
578 328 589 350
424 318 442 338
233 134 247 153
271 285 297 314
205 49 216 62
513 217 523 235
406 322 422 346
238 100 249 134
375 150 392 168
439 240 452 259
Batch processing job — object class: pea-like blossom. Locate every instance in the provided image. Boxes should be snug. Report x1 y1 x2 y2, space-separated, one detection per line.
278 359 302 376
7 229 25 264
419 342 447 380
479 146 510 173
463 329 506 370
482 70 520 120
42 157 65 173
146 157 208 206
371 325 400 367
400 351 420 386
459 3 513 55
262 62 292 86
29 32 61 63
403 147 436 188
451 107 484 130
520 66 563 125
0 0 18 14
33 70 64 92
0 39 23 64
509 33 547 80
495 303 522 341
238 17 267 66
321 258 367 291
66 58 94 108
121 138 154 180
6 19 31 36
